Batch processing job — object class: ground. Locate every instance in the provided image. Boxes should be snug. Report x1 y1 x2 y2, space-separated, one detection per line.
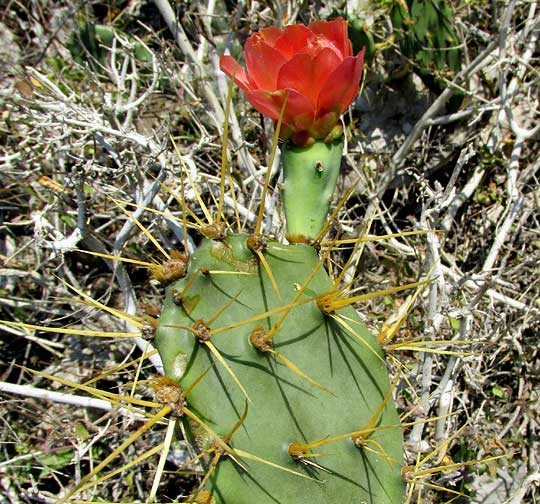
0 0 539 503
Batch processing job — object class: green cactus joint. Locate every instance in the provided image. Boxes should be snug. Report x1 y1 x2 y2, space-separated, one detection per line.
155 234 405 503
281 139 343 243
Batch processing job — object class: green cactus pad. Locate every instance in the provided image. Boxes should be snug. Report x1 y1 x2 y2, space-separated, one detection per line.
155 234 404 503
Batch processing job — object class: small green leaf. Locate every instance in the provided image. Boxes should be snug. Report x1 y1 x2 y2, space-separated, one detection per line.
75 421 90 441
449 317 460 332
491 385 505 399
383 295 394 307
60 214 76 227
38 449 74 478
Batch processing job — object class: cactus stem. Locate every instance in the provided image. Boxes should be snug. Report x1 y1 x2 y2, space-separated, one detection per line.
282 139 343 240
182 364 214 398
203 270 254 276
256 250 282 302
207 290 244 326
287 436 341 458
287 443 332 472
182 407 238 460
246 235 282 301
355 439 397 467
226 400 249 441
189 404 251 502
350 375 400 463
232 447 321 481
162 318 251 402
265 246 331 342
288 387 403 463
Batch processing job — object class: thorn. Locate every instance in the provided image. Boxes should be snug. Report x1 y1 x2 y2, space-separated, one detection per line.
192 320 212 342
152 377 186 417
150 251 189 284
201 222 227 240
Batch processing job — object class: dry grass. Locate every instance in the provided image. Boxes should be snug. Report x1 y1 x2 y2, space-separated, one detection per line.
1 0 539 502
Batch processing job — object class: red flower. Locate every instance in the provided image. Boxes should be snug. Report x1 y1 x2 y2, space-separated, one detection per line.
220 18 365 146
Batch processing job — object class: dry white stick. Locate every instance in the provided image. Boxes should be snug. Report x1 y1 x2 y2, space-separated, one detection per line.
506 472 540 504
152 0 224 128
0 381 146 420
440 164 485 232
407 185 448 452
22 68 166 374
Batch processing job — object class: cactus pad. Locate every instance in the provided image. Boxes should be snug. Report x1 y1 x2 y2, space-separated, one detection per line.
155 234 404 503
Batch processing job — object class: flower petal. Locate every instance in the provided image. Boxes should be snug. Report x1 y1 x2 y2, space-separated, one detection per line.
257 26 283 45
245 32 288 91
219 55 253 92
308 17 352 58
245 88 315 132
317 48 365 116
277 48 341 107
273 24 313 59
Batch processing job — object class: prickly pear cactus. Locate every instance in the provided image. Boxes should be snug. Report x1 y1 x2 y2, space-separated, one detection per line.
154 232 405 503
152 16 405 504
390 0 461 72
